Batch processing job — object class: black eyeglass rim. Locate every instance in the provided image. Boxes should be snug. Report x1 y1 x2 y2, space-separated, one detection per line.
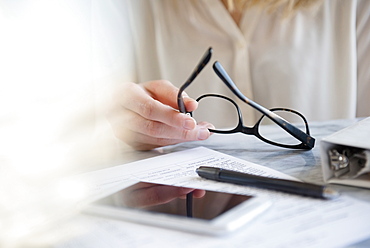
195 94 312 149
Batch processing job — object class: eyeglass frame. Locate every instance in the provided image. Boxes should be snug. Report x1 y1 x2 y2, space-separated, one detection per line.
197 93 311 149
177 47 315 150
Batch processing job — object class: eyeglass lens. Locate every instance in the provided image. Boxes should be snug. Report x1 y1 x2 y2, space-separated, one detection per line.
193 95 308 146
193 95 240 130
258 110 308 146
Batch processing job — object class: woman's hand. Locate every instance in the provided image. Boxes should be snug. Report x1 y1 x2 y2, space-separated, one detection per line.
107 80 214 150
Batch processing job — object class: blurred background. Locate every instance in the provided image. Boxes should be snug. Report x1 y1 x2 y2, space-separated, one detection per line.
0 0 131 246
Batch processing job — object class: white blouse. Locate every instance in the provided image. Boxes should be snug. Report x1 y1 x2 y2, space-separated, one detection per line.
93 0 370 127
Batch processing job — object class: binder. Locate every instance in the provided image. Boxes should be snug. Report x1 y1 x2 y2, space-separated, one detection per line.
320 117 370 188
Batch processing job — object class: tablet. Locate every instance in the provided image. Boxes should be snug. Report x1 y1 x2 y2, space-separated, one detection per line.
83 182 271 236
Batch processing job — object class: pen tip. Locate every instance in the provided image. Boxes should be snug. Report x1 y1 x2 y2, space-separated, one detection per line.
323 187 340 199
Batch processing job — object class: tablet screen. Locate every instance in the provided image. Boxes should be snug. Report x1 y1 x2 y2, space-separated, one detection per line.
95 182 252 220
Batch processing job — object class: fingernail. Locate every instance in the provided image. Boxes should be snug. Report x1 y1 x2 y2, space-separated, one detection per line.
183 119 195 130
183 95 197 103
203 123 215 129
197 128 209 140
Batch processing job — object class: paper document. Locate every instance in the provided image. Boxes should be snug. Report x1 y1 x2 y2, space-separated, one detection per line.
63 147 370 248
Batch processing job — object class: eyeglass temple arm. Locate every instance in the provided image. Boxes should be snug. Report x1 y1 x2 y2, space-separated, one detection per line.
177 48 213 220
177 47 213 113
213 61 315 149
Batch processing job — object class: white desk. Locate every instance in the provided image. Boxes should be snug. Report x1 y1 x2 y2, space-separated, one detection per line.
8 118 370 247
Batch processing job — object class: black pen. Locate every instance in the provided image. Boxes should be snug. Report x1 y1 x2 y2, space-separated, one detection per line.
196 166 339 199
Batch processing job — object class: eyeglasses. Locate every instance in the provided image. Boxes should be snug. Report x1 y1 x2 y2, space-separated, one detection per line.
177 47 315 150
179 48 315 217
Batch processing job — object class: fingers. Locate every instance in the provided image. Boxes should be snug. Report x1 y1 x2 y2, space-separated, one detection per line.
108 105 214 150
178 189 206 199
122 182 206 208
123 130 208 151
107 81 215 150
193 189 206 198
142 80 198 112
118 81 197 129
